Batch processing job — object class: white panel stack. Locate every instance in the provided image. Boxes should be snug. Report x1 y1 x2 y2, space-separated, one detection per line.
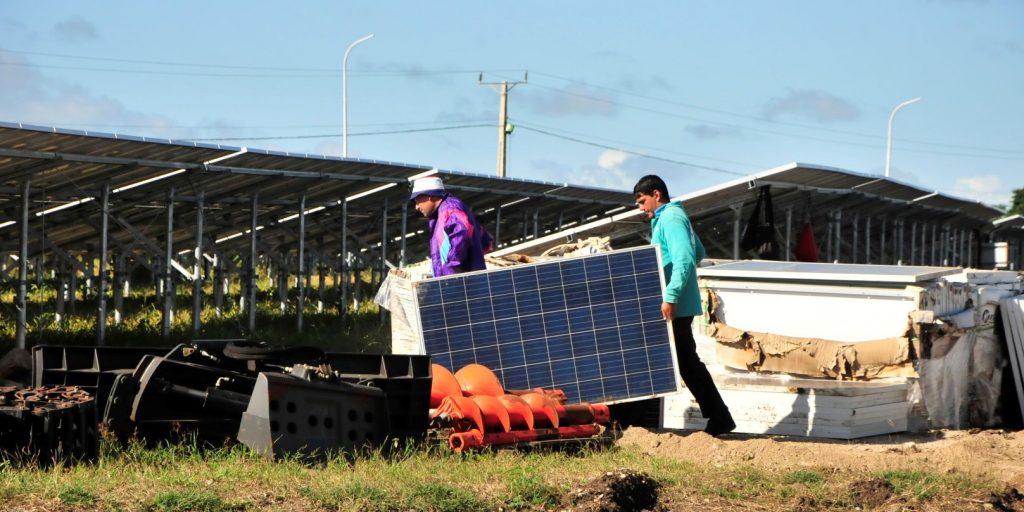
663 375 911 439
999 295 1024 420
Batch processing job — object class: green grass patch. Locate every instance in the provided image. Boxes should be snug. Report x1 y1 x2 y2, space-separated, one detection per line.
148 490 238 512
58 485 100 507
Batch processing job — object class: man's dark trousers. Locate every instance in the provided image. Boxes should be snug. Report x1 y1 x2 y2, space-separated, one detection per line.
673 316 730 420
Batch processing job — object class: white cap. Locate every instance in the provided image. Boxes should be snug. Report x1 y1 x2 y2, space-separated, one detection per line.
410 176 445 201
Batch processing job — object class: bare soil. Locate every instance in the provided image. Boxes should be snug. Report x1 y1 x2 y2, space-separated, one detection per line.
616 426 1024 488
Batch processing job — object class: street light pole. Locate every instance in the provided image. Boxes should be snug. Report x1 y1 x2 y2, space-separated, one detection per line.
343 33 374 158
885 97 921 178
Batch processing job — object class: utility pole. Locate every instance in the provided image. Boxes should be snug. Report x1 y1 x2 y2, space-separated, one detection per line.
479 72 527 177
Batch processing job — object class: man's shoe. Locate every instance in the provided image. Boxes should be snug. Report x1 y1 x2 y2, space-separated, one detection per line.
704 416 736 437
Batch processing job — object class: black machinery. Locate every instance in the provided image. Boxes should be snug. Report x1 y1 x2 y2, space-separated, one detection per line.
24 341 430 461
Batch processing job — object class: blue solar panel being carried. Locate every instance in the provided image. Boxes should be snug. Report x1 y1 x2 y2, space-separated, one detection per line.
413 246 680 404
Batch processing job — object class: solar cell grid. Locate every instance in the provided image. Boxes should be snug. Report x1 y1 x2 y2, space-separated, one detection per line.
414 246 680 404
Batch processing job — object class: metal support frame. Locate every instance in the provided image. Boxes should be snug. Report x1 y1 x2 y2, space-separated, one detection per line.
834 209 842 263
731 204 742 260
16 179 29 348
247 193 258 333
495 205 502 248
192 189 205 336
880 218 888 265
297 193 306 333
214 253 225 318
379 198 388 322
97 182 110 345
931 223 938 265
317 252 325 313
113 254 125 325
400 200 408 267
56 260 67 325
866 216 872 264
825 212 833 262
340 199 348 319
852 213 859 264
785 207 792 262
896 218 904 265
162 187 175 340
968 230 975 267
910 222 918 266
533 209 540 240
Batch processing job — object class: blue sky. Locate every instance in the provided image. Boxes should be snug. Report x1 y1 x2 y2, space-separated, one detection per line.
1 1 1021 208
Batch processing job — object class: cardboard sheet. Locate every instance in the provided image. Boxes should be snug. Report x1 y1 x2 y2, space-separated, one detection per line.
711 321 915 380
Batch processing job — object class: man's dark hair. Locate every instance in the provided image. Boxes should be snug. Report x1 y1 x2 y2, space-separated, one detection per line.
633 174 670 199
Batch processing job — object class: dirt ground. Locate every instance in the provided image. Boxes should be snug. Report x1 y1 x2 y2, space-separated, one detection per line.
616 426 1024 486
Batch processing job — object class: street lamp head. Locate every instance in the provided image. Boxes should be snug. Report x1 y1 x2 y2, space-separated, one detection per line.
884 97 922 179
343 33 375 158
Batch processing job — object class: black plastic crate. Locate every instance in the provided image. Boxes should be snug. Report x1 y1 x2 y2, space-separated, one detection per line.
32 346 169 412
325 353 432 442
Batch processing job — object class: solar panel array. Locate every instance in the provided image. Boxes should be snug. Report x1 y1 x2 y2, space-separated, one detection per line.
413 246 680 404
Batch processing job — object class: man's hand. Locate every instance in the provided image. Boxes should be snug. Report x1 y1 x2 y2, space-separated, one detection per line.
661 302 676 321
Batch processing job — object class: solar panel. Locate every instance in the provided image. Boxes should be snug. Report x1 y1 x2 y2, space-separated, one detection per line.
413 246 680 404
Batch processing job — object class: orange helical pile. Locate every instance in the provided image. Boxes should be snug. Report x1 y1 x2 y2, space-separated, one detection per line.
430 364 462 408
429 362 610 453
454 364 504 397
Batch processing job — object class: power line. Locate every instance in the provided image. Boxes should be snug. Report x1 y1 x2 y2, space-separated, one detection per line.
516 124 746 176
186 124 491 141
530 72 1024 157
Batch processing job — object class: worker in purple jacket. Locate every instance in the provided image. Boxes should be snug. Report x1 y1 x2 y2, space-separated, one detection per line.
410 176 493 277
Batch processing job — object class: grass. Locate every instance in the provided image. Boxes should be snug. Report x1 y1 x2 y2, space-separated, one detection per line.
0 437 1005 512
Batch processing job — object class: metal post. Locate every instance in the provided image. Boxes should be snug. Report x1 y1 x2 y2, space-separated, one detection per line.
968 230 975 267
317 254 325 313
96 182 110 345
69 257 78 314
866 217 872 264
380 198 388 322
834 209 842 263
897 219 905 265
852 214 859 264
400 200 408 267
56 261 66 325
930 223 937 265
942 225 950 266
113 255 124 325
162 187 175 340
192 189 204 336
16 180 29 349
957 228 963 266
495 205 502 248
297 193 306 332
248 193 258 333
732 204 742 260
880 218 888 265
340 199 348 318
910 222 917 266
214 254 224 318
785 207 793 262
825 212 833 262
533 209 540 239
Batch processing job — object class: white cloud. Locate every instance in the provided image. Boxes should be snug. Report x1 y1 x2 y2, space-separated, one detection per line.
0 48 184 138
762 89 860 124
598 149 628 169
954 175 1009 206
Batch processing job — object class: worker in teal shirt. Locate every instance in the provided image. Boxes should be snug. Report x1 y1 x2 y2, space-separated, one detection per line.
634 175 735 436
